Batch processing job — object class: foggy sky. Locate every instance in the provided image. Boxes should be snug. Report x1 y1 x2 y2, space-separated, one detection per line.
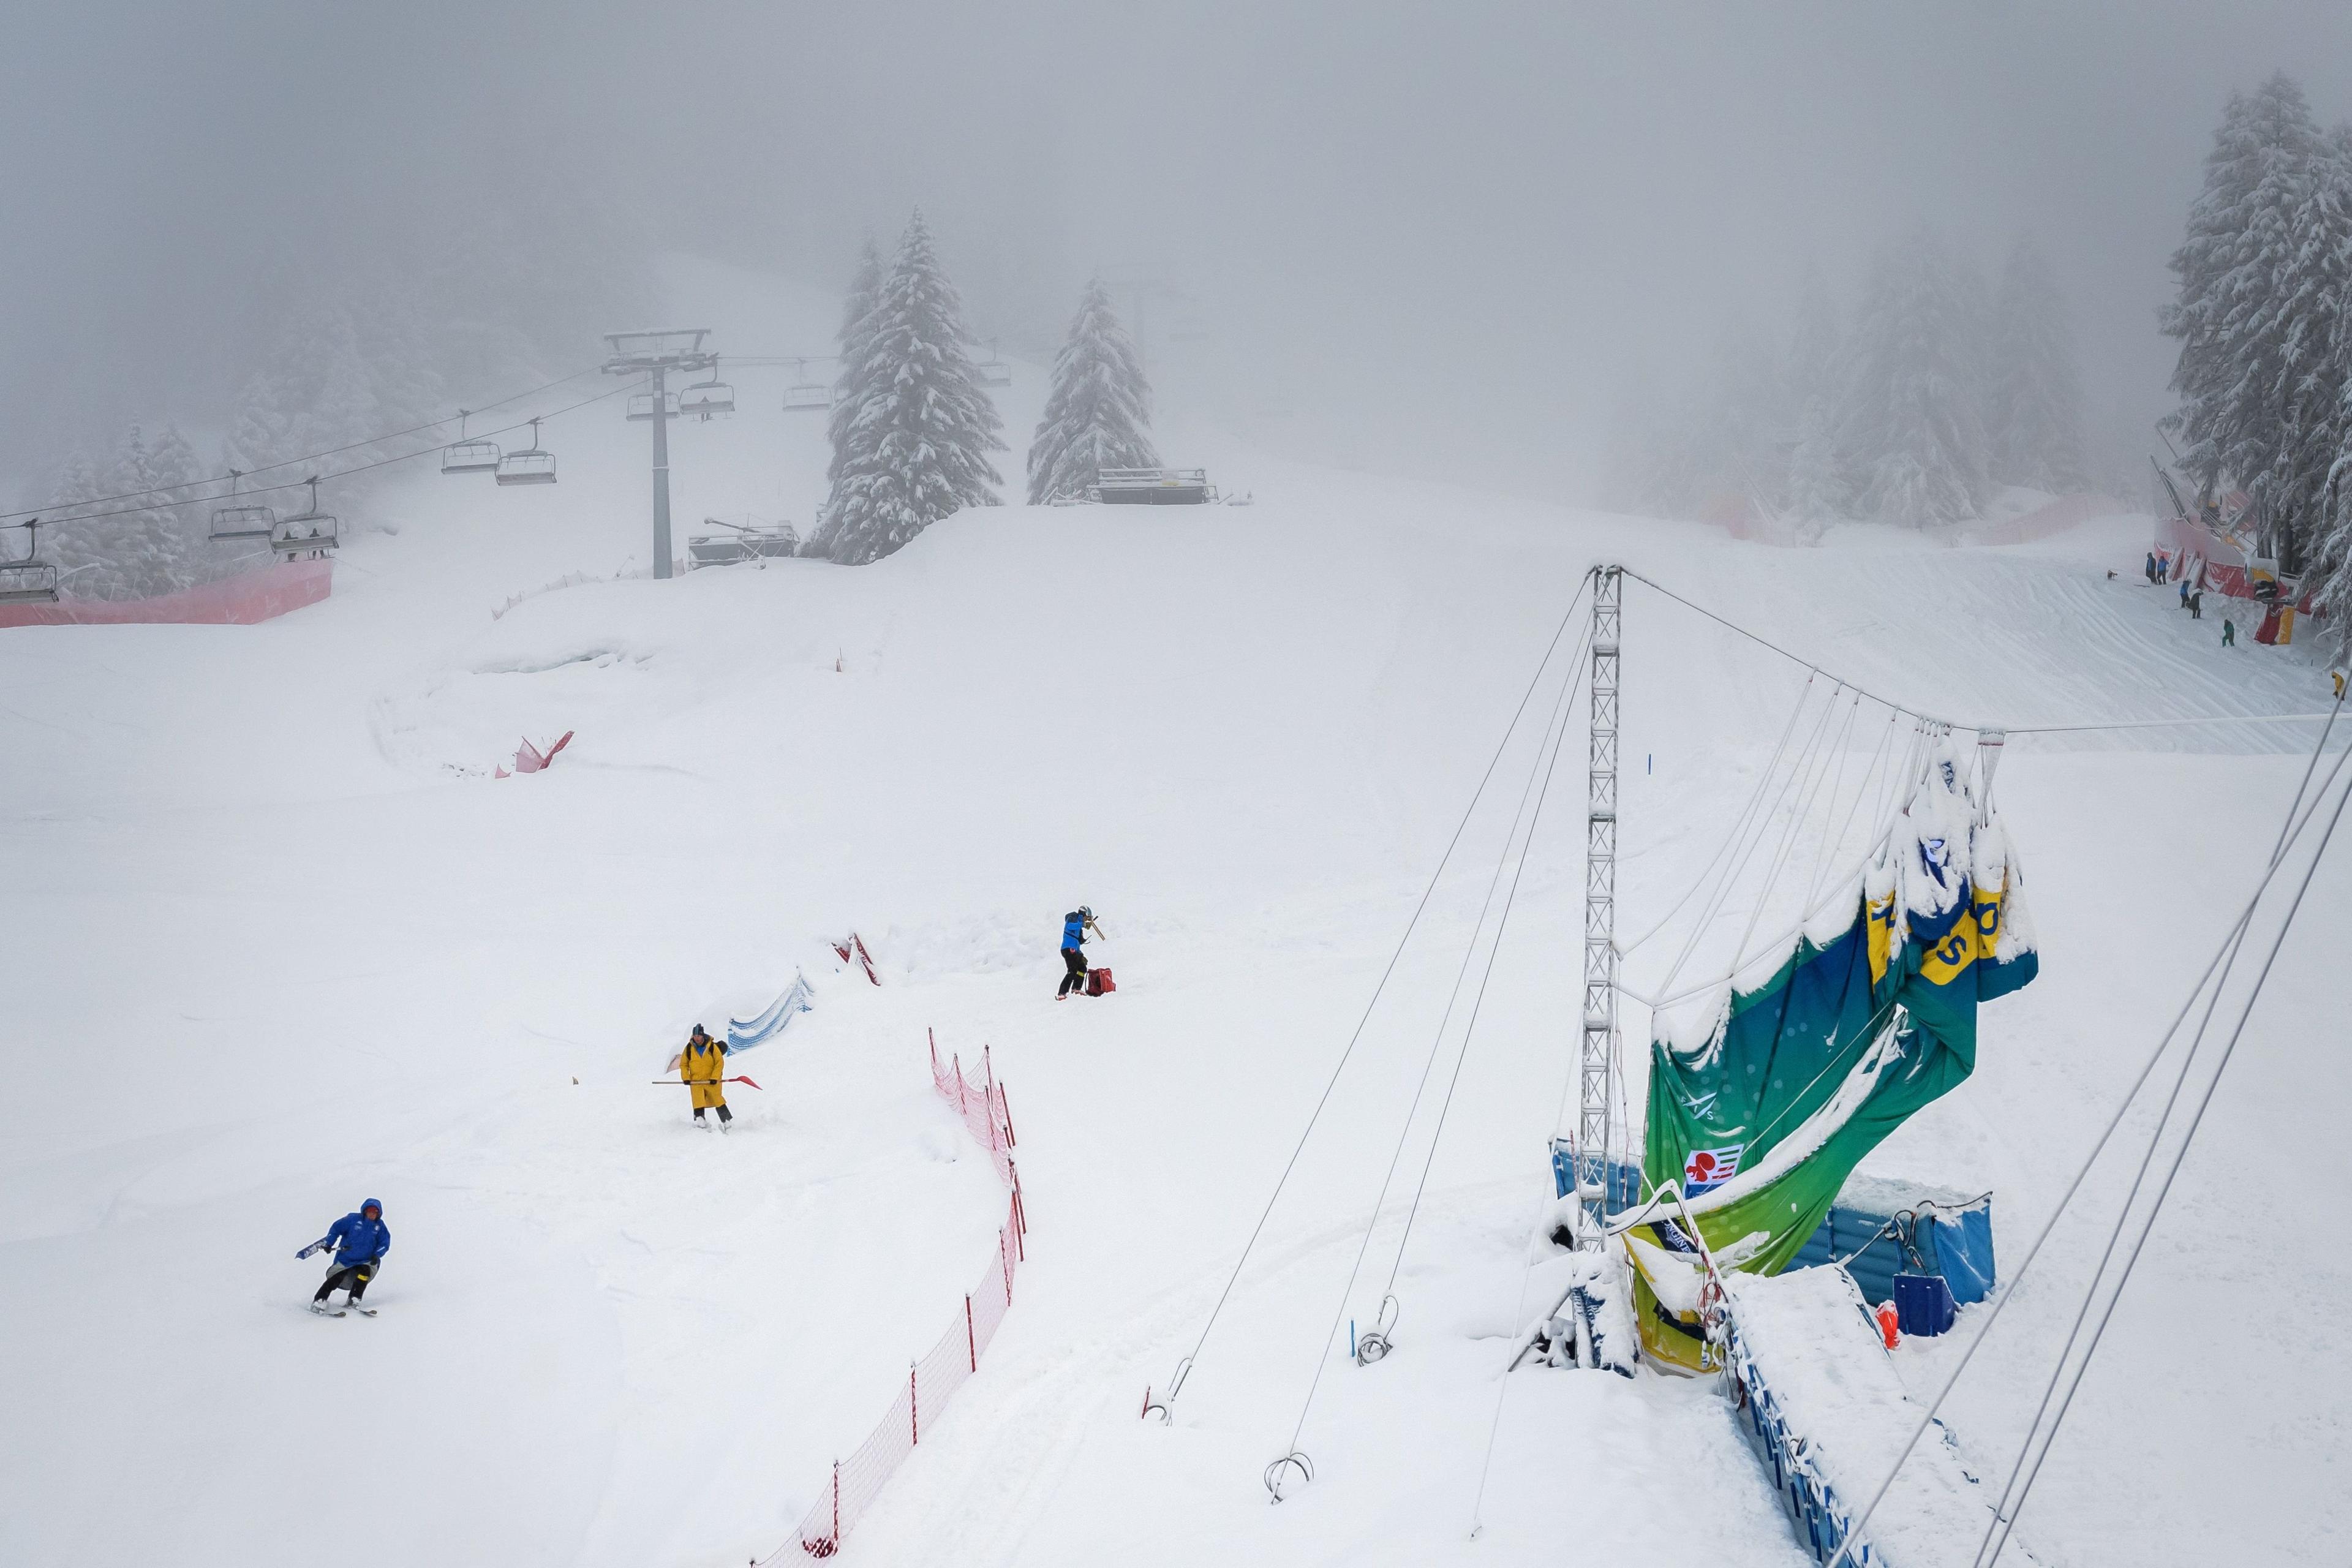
12 0 2352 500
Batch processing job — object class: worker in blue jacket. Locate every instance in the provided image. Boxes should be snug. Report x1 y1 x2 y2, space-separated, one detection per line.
310 1199 391 1314
1057 906 1102 1000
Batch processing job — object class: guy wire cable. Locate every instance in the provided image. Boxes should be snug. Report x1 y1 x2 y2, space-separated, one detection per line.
1274 606 1591 1480
1820 697 2351 1568
1150 568 1594 1418
1970 687 2352 1568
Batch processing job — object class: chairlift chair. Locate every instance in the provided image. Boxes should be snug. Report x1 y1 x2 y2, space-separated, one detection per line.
782 359 832 412
977 340 1012 387
209 470 277 540
496 419 557 486
270 478 340 559
627 391 681 421
677 360 736 420
0 519 61 603
440 410 502 475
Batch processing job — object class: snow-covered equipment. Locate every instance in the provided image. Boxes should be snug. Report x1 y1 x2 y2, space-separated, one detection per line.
686 518 799 569
725 970 815 1053
269 478 339 559
677 360 735 420
831 932 880 985
0 520 61 604
496 730 573 778
1787 1182 1995 1310
494 418 557 486
1085 967 1114 996
1629 734 2038 1374
439 410 502 474
782 358 831 410
627 391 680 421
1091 467 1215 505
976 339 1011 387
208 472 277 540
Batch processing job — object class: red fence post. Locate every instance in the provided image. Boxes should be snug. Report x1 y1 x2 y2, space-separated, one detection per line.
831 1461 840 1550
998 1084 1016 1147
1001 1227 1013 1300
966 1294 978 1371
954 1054 966 1114
910 1362 919 1446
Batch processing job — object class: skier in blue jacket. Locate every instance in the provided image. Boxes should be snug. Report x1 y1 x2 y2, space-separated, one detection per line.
1057 906 1102 1000
310 1199 391 1314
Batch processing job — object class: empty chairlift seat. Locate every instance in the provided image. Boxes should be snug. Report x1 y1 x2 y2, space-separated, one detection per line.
496 419 557 486
0 558 60 603
1091 467 1216 505
627 392 680 422
782 359 831 411
440 411 502 473
976 341 1012 387
211 471 277 539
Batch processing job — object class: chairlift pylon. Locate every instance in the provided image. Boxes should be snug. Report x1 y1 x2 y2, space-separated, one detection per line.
440 410 502 475
270 478 340 559
209 469 277 541
782 358 831 412
976 339 1011 388
496 418 557 486
0 518 62 604
678 358 736 420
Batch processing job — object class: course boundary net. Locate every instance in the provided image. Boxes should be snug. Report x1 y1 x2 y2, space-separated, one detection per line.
766 1030 1027 1560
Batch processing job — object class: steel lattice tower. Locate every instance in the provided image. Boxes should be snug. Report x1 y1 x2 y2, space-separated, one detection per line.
1578 565 1623 1246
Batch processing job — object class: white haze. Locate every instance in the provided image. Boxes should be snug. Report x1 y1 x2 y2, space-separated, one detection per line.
10 0 2352 502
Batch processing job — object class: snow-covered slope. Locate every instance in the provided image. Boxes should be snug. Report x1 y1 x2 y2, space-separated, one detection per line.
2 265 2345 1568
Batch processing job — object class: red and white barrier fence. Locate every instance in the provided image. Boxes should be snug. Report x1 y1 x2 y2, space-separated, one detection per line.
771 1032 1026 1560
0 558 331 630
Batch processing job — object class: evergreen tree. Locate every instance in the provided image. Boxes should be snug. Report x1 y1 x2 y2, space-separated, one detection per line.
818 213 1006 566
1785 262 1844 415
2162 72 2340 570
1786 394 1847 524
1027 278 1158 503
1986 238 2089 492
1834 228 1991 527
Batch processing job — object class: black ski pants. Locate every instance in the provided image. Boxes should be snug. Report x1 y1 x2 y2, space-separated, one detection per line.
1059 947 1088 997
693 1103 734 1124
315 1262 376 1303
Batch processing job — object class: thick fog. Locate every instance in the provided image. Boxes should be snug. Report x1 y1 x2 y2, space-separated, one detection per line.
12 0 2352 503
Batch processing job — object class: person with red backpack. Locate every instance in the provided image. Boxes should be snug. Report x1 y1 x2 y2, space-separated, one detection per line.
1057 906 1103 1000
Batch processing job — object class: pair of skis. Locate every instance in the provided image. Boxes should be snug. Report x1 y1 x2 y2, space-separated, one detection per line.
298 1235 380 1317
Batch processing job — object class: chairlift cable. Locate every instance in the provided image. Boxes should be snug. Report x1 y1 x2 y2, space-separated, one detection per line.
1152 570 1594 1421
10 378 641 532
0 366 604 526
1818 702 2351 1568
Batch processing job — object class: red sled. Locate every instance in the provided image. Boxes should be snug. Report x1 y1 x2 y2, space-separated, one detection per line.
1086 968 1115 997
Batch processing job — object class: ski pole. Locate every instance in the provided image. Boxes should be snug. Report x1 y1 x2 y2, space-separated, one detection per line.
649 1075 763 1089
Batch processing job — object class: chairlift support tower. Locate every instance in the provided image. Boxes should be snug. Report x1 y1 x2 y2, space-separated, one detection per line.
1578 565 1623 1248
603 329 716 580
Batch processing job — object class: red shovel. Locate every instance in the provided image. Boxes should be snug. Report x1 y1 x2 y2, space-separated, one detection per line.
650 1075 763 1089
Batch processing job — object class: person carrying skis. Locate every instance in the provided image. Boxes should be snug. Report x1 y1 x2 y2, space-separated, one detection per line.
680 1024 733 1130
309 1199 390 1315
1057 906 1102 1000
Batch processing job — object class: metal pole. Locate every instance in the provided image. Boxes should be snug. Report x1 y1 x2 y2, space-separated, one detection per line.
1578 565 1623 1248
650 363 673 579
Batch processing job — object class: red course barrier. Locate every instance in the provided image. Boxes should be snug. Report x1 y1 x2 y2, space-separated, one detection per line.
769 1032 1027 1561
0 559 332 629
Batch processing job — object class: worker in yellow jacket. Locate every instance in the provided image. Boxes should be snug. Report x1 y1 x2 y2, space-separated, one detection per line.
679 1024 733 1131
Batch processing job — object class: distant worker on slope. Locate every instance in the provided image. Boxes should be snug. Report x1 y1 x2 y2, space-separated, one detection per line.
679 1024 733 1131
2222 617 2237 648
304 1197 390 1316
1057 905 1103 1000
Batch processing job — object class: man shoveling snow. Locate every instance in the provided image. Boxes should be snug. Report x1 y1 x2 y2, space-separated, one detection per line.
1057 905 1105 1000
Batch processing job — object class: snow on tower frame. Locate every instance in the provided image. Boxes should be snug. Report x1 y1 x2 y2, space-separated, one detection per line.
1090 467 1217 505
602 329 717 579
1577 564 1623 1246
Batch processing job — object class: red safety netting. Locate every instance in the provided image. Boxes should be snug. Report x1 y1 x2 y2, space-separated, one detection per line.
769 1031 1025 1561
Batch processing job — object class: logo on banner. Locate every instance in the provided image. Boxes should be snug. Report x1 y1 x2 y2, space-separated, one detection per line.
1683 1144 1744 1194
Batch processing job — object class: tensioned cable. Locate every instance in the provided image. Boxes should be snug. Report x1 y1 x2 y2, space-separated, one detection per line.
0 367 605 527
1153 570 1594 1414
1798 690 1868 907
1730 681 1858 963
0 379 643 532
1806 703 1904 911
1621 568 2332 738
1280 608 1591 1466
1820 702 2352 1568
1619 673 1821 959
1971 689 2351 1568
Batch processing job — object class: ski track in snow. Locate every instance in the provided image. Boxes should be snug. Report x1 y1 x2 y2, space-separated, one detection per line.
2 265 2346 1567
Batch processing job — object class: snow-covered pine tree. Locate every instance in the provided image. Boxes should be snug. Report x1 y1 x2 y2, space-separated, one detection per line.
825 239 885 496
1027 278 1158 503
1986 238 2089 492
1834 228 1992 527
1785 395 1847 526
2163 72 2340 570
819 213 1006 566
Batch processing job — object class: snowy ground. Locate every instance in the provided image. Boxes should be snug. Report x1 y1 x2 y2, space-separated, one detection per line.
2 261 2346 1568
